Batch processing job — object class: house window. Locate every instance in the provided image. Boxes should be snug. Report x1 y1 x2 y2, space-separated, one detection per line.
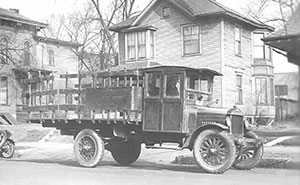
127 33 136 60
255 77 267 104
138 32 146 58
0 37 8 64
23 41 31 66
235 26 242 55
125 30 155 60
270 78 274 105
48 49 54 65
161 6 171 18
275 85 288 96
150 31 155 58
0 76 8 105
183 25 201 55
254 32 272 60
236 75 243 104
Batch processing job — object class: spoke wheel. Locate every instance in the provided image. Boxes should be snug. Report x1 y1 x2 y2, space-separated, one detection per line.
193 130 236 174
73 129 104 168
0 130 7 148
1 139 15 158
233 131 263 170
111 141 141 166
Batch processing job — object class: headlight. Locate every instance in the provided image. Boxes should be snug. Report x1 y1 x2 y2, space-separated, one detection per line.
225 116 232 127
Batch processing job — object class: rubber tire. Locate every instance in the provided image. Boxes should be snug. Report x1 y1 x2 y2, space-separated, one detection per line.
193 130 236 174
0 130 7 148
111 141 141 166
233 131 263 170
1 139 15 158
73 129 104 168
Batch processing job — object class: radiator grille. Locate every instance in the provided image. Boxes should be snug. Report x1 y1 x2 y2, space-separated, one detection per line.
230 115 244 135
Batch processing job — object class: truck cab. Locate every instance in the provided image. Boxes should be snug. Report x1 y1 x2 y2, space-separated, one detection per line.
143 66 220 133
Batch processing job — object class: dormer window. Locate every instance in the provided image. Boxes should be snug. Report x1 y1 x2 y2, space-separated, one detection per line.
161 6 171 18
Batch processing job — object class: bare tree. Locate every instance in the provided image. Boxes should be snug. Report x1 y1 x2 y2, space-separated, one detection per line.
243 0 299 29
89 0 139 68
41 0 140 74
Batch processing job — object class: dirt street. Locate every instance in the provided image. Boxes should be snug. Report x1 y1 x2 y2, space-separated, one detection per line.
0 142 299 185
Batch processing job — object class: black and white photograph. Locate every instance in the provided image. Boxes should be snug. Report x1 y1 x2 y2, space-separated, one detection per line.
0 0 299 184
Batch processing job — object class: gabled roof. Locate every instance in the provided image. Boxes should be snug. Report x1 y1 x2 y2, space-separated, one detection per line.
0 7 47 28
34 36 82 48
109 0 273 32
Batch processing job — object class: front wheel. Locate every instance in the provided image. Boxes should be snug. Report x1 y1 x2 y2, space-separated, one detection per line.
193 130 236 174
111 141 141 166
1 139 15 158
73 129 104 168
233 131 263 170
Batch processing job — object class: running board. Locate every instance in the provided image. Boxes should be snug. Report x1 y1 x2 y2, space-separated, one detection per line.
145 146 184 151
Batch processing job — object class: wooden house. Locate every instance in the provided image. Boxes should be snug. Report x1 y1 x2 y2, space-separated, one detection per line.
0 7 80 123
109 0 275 122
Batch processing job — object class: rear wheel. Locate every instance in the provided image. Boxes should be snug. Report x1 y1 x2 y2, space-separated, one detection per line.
233 131 263 170
1 139 15 158
111 141 141 165
73 129 104 168
193 130 236 174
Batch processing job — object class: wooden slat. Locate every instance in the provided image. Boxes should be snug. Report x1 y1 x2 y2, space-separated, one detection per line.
75 83 92 88
96 70 143 78
30 89 58 96
21 76 54 83
59 89 84 94
60 73 87 79
59 104 85 111
25 105 59 112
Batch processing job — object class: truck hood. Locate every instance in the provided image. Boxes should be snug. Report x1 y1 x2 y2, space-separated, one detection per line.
196 107 229 115
196 107 229 124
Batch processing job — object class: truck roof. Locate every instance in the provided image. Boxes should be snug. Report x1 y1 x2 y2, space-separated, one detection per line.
143 65 223 76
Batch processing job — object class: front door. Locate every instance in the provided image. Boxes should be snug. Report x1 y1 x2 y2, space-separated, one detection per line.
162 73 182 132
143 72 182 132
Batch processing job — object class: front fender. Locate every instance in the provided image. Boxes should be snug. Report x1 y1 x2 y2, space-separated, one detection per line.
182 123 229 150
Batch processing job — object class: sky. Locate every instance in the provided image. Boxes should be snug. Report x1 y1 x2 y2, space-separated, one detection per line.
0 0 298 73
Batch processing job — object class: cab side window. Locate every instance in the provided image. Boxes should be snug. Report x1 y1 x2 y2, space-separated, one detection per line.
147 73 161 97
165 74 181 97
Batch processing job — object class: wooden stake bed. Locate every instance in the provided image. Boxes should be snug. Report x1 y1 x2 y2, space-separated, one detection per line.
25 69 144 128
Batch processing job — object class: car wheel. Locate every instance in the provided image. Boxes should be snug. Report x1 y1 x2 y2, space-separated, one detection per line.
233 131 263 170
1 139 15 158
111 141 141 166
0 130 7 148
193 130 236 174
73 129 104 168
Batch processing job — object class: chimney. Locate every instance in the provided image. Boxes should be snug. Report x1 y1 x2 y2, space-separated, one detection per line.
9 9 19 14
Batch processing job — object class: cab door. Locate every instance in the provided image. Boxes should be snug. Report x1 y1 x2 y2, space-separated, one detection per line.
143 72 183 132
161 73 182 132
143 72 162 131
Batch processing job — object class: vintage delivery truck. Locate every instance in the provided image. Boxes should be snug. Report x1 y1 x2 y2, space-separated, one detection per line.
26 65 263 174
